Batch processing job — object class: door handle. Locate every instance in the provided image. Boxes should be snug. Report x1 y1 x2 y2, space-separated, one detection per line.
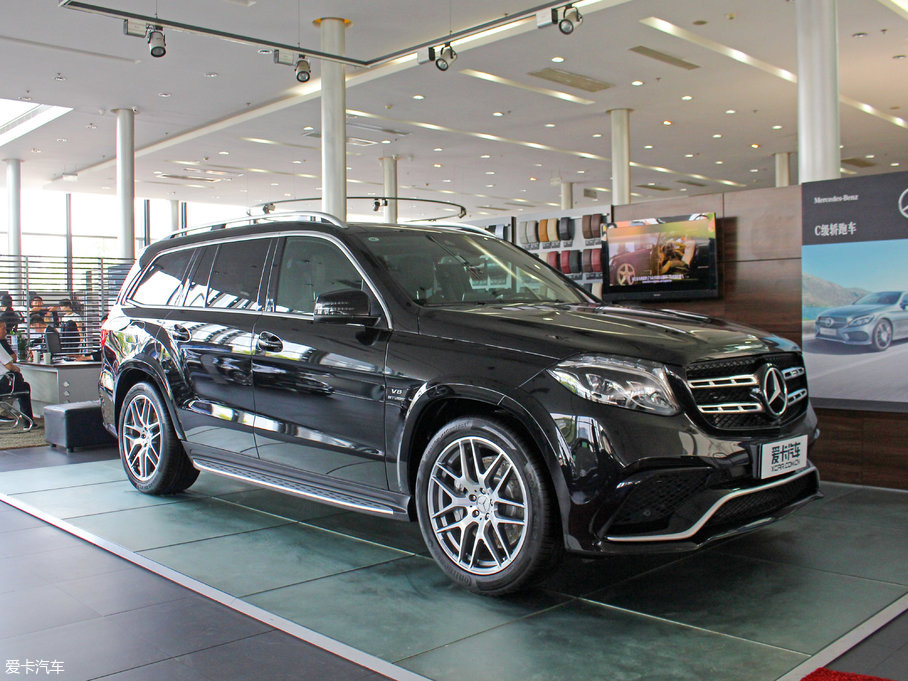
256 331 283 353
171 325 190 342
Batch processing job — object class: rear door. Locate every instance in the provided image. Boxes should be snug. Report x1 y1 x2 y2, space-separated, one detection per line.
252 234 390 489
165 237 272 458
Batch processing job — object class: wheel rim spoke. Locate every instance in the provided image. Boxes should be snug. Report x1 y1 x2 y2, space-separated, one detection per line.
120 394 161 483
427 435 530 576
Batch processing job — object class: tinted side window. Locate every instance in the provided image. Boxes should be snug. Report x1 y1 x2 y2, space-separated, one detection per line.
130 249 192 306
184 246 216 308
206 239 270 310
274 237 365 315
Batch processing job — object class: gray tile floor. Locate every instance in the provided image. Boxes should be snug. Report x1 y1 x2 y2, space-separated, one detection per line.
0 444 906 681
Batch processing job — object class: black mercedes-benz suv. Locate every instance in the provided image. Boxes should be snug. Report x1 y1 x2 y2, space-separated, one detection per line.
100 212 820 595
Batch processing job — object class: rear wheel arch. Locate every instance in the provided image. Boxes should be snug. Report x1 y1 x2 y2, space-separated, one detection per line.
114 364 185 440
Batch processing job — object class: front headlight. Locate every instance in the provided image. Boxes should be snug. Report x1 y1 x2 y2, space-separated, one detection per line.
847 315 874 327
548 354 680 416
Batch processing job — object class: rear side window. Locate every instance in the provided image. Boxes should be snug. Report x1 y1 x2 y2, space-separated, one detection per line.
206 239 270 310
130 249 192 306
184 246 216 308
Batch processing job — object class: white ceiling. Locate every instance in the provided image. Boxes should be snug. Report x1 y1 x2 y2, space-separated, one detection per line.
0 0 905 222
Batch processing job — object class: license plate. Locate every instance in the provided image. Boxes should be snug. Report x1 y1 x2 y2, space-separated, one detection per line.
759 435 808 479
817 327 837 337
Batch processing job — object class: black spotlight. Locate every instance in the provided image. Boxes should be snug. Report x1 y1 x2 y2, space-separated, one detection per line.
435 44 457 71
147 26 166 57
372 199 381 212
295 56 311 83
558 5 582 35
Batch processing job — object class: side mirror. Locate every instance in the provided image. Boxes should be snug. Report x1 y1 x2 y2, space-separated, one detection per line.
313 289 379 326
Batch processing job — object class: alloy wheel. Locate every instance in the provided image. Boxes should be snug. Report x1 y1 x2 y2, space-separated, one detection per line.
121 394 162 482
426 436 529 575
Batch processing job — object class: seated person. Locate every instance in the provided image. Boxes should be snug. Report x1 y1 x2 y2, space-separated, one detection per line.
57 298 82 354
0 321 36 427
28 314 56 355
0 294 22 334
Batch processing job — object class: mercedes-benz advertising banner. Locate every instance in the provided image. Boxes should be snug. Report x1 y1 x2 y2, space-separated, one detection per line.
801 170 908 412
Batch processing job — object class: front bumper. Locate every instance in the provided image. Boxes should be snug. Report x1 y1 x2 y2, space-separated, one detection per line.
815 322 873 345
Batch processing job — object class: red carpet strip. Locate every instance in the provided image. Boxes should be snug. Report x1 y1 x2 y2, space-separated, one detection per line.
802 668 897 681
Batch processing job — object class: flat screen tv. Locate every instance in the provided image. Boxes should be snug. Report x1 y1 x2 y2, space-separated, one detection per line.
602 212 719 302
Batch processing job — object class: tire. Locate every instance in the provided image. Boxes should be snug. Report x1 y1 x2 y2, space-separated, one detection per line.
415 417 562 596
871 319 892 351
118 382 199 494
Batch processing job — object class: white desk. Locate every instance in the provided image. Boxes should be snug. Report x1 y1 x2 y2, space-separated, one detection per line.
19 362 102 416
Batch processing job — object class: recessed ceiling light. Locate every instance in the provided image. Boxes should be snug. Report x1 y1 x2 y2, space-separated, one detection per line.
240 189 248 193
684 153 695 158
19 95 32 101
631 80 644 86
433 147 443 152
751 143 760 149
648 182 655 186
54 73 66 81
101 185 110 190
534 163 543 167
258 48 272 54
86 122 96 129
56 138 67 143
750 168 759 173
892 162 901 166
292 160 302 164
529 177 538 181
30 148 41 154
283 193 291 197
851 31 868 38
485 184 495 187
158 92 172 98
544 123 555 128
485 171 495 175
680 187 688 191
442 179 452 183
433 163 443 168
681 95 693 101
894 55 907 60
218 151 229 155
663 120 672 126
493 111 504 117
303 126 314 131
712 133 722 138
771 124 783 130
204 72 219 78
865 154 875 159
644 145 653 149
381 140 391 144
413 94 425 100
715 160 723 165
725 109 736 114
592 133 602 138
551 56 564 63
693 19 707 25
270 182 279 186
577 170 585 173
480 154 490 158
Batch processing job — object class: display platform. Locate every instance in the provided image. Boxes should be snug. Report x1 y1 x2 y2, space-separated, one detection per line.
1 460 905 681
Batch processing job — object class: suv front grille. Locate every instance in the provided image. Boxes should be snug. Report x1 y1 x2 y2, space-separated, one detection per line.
684 353 808 431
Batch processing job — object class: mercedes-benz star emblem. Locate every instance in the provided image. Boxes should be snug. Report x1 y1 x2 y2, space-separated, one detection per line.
761 365 788 418
900 187 908 220
822 317 834 328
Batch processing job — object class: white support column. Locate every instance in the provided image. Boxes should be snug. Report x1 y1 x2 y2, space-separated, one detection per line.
5 159 22 300
560 181 573 210
115 108 136 259
380 155 398 224
774 152 792 187
609 108 630 205
796 0 840 183
317 17 349 221
169 199 180 233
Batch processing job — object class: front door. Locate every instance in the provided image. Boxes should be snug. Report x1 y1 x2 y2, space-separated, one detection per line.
252 234 389 489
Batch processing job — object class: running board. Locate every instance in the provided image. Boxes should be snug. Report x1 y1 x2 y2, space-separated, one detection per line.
192 458 398 517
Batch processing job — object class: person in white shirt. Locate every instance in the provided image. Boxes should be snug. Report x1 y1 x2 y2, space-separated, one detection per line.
0 320 35 426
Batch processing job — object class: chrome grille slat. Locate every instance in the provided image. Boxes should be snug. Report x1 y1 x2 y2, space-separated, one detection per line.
688 374 758 389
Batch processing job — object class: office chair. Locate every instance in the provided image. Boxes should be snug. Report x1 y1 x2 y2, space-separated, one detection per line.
44 327 63 362
0 376 34 431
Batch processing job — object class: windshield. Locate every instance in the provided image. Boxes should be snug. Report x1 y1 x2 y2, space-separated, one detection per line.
358 229 589 306
854 291 901 305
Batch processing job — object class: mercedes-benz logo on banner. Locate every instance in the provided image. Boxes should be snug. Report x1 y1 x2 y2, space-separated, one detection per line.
822 317 834 327
900 188 908 219
761 365 788 418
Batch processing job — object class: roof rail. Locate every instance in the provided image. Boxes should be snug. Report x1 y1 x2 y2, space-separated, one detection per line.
166 210 345 239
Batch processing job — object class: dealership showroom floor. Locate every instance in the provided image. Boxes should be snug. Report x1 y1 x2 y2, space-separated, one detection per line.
0 445 905 681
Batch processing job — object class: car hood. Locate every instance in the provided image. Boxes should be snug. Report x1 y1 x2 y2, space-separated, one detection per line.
818 304 887 319
417 303 799 367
